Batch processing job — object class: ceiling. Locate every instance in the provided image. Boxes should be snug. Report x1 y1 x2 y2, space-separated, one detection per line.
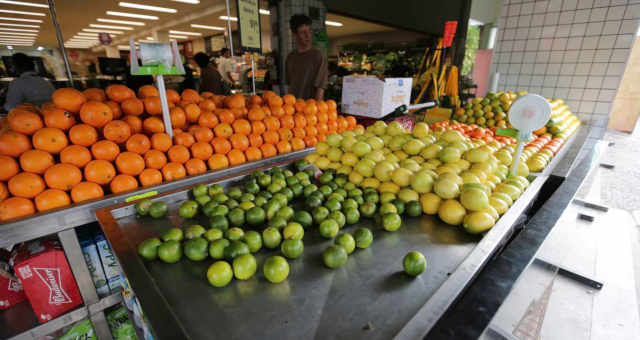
0 0 396 50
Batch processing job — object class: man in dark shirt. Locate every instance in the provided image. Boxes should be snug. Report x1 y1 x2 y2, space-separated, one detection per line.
4 53 54 111
285 14 328 100
194 52 224 94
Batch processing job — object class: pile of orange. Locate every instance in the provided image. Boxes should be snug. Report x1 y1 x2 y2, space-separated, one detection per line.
0 85 361 221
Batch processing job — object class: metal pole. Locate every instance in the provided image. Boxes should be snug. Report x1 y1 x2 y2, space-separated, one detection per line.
156 74 174 138
277 0 286 95
47 0 74 87
251 55 256 95
225 0 234 57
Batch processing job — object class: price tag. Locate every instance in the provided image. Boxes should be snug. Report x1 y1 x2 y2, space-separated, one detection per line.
496 128 518 139
125 191 158 203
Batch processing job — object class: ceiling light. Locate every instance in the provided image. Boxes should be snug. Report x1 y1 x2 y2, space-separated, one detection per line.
0 16 42 23
469 19 484 26
107 11 158 20
190 24 224 31
90 24 133 30
70 38 98 41
0 31 38 36
0 23 39 28
77 32 99 36
97 18 144 26
37 46 43 50
259 9 270 15
0 39 35 43
172 0 199 3
0 27 38 32
219 15 237 21
65 46 89 49
146 36 153 40
0 0 48 8
325 20 343 27
117 45 130 50
0 9 45 16
6 45 12 49
0 35 35 39
169 30 201 36
169 35 188 39
83 28 123 34
118 2 176 13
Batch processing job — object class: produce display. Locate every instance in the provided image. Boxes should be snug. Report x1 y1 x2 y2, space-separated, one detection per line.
0 86 360 221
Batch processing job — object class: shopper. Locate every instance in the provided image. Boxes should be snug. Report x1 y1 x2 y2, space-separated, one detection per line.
4 53 54 111
194 52 224 94
285 14 328 100
218 48 235 86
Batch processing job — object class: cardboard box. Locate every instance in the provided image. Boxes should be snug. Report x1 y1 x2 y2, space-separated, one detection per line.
78 229 109 298
341 76 412 119
93 231 122 281
0 257 27 309
12 238 83 323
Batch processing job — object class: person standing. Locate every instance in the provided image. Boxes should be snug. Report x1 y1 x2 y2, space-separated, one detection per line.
4 53 54 111
218 48 235 86
285 14 328 100
194 52 224 94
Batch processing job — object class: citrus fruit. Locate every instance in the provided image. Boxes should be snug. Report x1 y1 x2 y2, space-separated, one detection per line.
192 184 208 197
293 211 313 228
379 202 398 215
276 206 295 221
136 199 152 215
359 202 377 217
246 206 266 226
149 201 168 218
382 213 402 231
280 239 304 259
420 193 442 215
403 251 426 276
262 227 282 249
406 201 422 216
319 219 339 239
335 233 355 254
137 238 161 261
224 240 250 260
438 199 467 225
263 255 290 283
157 240 182 263
209 215 229 231
228 208 245 227
184 237 208 261
463 211 496 234
243 230 262 253
268 216 287 230
209 238 230 259
344 207 360 225
226 227 245 241
329 211 346 228
179 200 199 218
312 206 329 224
322 245 348 268
233 253 257 280
207 261 233 287
391 199 406 215
184 224 206 239
204 228 223 242
161 228 183 242
460 188 489 211
283 222 304 240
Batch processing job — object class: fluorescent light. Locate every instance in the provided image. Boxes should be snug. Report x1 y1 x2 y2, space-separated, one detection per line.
325 20 343 27
97 18 144 26
77 32 99 36
0 9 45 16
0 31 38 36
0 16 42 23
469 18 484 26
0 40 35 43
107 11 158 20
259 9 270 15
0 36 36 40
172 0 199 3
6 45 13 49
145 36 153 40
117 45 130 50
219 16 237 21
169 35 188 39
65 46 89 49
83 28 123 34
0 23 39 28
69 38 98 42
0 0 48 8
0 37 36 41
90 24 133 30
0 27 38 32
118 2 176 13
37 46 43 50
169 30 201 36
190 24 224 31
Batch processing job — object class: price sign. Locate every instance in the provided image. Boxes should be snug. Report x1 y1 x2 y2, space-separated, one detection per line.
506 94 551 176
236 0 262 52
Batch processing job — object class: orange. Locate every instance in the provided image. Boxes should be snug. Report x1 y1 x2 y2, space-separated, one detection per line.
317 111 328 124
199 99 216 112
105 101 122 120
217 109 235 124
276 140 292 154
167 145 190 164
262 90 276 101
182 89 201 103
0 183 7 202
280 115 294 129
317 134 327 142
193 127 214 143
317 101 328 114
283 94 296 106
103 120 132 144
185 158 207 176
327 109 338 121
245 146 262 162
303 135 318 147
106 84 135 103
267 96 283 109
207 154 229 170
337 116 349 132
227 149 246 166
260 143 277 158
305 125 318 137
68 124 98 147
143 117 165 134
262 106 272 116
291 137 305 151
201 91 214 99
327 120 338 133
271 106 285 118
166 89 180 103
292 127 306 138
162 162 186 181
32 127 68 154
211 137 232 154
121 98 144 116
137 85 159 98
293 114 307 128
35 189 70 211
283 104 295 116
8 172 45 198
110 174 138 194
115 152 145 176
122 115 142 134
139 168 163 187
278 128 293 141
144 149 167 169
91 140 120 161
224 94 245 109
52 88 86 113
151 133 172 152
263 130 279 144
214 123 233 138
0 155 19 180
84 88 107 102
8 109 43 135
19 150 54 175
317 123 328 136
248 134 263 148
0 197 35 221
327 99 337 111
173 132 195 147
198 111 219 128
143 97 162 115
168 108 186 129
305 113 317 126
70 181 104 203
294 99 306 113
0 131 31 157
60 145 92 168
230 134 249 151
191 141 213 160
251 121 266 135
247 106 265 121
346 116 357 128
249 94 263 106
84 160 116 185
232 119 251 135
264 116 280 131
43 108 76 131
79 101 113 128
126 134 151 154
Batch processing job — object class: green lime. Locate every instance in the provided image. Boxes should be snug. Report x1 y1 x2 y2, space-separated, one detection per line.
227 187 243 199
207 261 233 287
359 202 377 217
273 178 286 188
312 206 330 224
161 228 183 242
257 190 273 200
294 158 308 171
319 219 339 239
364 192 379 204
245 182 260 194
322 245 347 268
184 237 208 261
305 195 323 209
379 202 398 215
284 169 294 177
208 184 224 197
319 185 333 197
268 216 287 230
325 198 342 212
272 193 288 206
382 213 402 231
149 201 168 218
195 195 212 206
136 199 152 215
276 206 295 221
354 228 373 248
343 198 358 210
212 193 229 203
208 238 229 259
270 167 283 175
406 200 422 217
329 211 346 228
243 231 262 253
319 172 333 184
262 227 282 249
225 227 245 241
280 239 304 259
225 198 239 210
137 238 161 261
344 207 360 225
309 191 324 202
239 201 255 211
335 176 347 187
202 201 219 216
204 228 223 242
353 195 364 205
258 174 272 188
267 183 282 194
157 240 182 263
209 215 229 231
286 176 299 187
192 184 208 197
295 171 309 181
391 199 406 215
327 182 338 191
304 168 314 178
293 211 313 228
335 233 356 254
184 224 206 239
263 256 289 283
265 199 281 220
380 192 396 204
228 208 245 227
210 204 229 217
403 251 426 276
246 206 266 226
240 192 255 203
303 184 318 197
283 222 304 240
178 201 198 218
290 183 304 197
224 240 250 260
344 182 356 191
348 188 363 197
334 188 348 199
254 196 267 207
278 187 294 203
233 254 257 280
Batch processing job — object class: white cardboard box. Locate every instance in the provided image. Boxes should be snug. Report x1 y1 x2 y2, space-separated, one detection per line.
341 76 413 118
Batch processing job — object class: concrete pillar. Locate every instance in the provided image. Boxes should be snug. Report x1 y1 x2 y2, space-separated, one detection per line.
479 24 497 50
153 30 170 43
105 46 120 58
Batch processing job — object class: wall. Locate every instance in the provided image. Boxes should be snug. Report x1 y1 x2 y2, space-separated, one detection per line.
327 30 428 57
491 0 640 127
608 36 640 132
471 0 503 24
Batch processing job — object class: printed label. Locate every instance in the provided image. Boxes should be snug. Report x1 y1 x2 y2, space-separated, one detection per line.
33 267 72 305
8 277 22 292
18 265 32 279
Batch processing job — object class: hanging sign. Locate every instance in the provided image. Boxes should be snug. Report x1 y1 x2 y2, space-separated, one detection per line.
505 94 551 176
236 0 262 52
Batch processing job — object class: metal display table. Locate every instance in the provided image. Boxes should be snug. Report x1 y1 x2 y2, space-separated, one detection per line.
96 161 549 340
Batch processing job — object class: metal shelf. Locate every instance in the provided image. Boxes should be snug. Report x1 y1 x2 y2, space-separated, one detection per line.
0 148 315 249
